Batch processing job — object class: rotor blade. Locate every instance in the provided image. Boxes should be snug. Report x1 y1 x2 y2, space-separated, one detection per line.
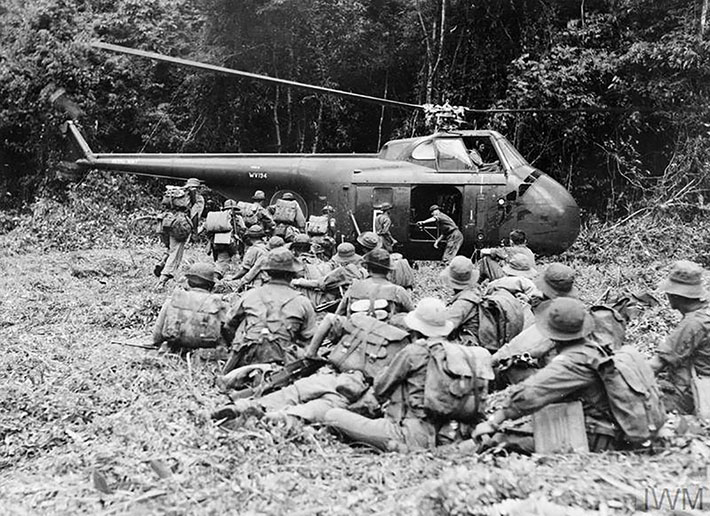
463 106 656 114
91 42 422 112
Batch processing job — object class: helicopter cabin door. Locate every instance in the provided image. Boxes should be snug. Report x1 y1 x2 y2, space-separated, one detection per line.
407 136 507 259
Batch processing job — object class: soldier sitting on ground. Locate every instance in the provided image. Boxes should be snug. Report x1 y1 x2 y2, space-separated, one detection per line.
324 298 490 451
226 225 269 288
473 297 665 453
650 260 710 415
485 252 539 328
152 262 229 353
231 236 286 292
335 248 414 320
221 248 317 374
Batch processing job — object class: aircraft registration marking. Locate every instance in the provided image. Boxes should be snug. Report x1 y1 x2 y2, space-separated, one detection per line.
249 172 268 179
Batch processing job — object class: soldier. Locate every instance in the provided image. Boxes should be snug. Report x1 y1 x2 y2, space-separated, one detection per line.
306 205 337 260
481 229 536 267
650 260 710 414
155 206 193 288
473 297 664 452
248 190 275 234
208 199 246 279
356 231 381 254
270 192 306 242
442 256 483 346
222 248 317 372
184 177 205 235
491 262 579 382
233 235 286 291
416 205 463 263
153 262 228 351
335 248 414 319
323 298 460 451
485 252 539 327
374 202 397 252
228 225 268 285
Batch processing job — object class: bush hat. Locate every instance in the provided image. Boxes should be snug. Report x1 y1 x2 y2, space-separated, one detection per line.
363 248 392 272
333 242 361 264
440 256 479 289
357 231 381 251
378 202 392 211
534 262 578 299
502 253 537 279
404 297 454 338
185 262 216 284
252 190 266 201
184 178 202 188
267 236 285 250
658 260 707 300
429 204 440 213
281 192 295 201
246 225 265 238
222 199 238 210
292 233 311 246
262 248 302 273
537 297 594 341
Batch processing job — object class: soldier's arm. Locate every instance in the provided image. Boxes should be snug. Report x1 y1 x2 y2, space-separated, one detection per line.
335 292 350 315
221 300 246 344
397 287 415 313
418 216 436 226
655 317 704 369
305 313 344 357
446 299 476 330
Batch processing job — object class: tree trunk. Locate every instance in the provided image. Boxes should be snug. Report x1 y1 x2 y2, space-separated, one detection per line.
701 0 709 38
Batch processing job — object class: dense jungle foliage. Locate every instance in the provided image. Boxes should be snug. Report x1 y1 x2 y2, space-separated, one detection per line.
1 0 709 218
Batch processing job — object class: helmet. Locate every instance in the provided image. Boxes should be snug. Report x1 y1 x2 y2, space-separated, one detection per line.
184 178 202 188
222 199 238 210
281 192 295 201
185 262 216 284
252 190 266 201
246 225 265 238
262 248 302 273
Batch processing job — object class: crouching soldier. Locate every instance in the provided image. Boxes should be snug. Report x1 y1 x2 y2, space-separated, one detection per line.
650 260 710 415
474 297 665 452
324 298 490 452
221 248 317 374
335 248 414 320
152 262 229 352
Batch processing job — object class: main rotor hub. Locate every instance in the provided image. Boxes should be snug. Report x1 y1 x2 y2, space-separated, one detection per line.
423 102 466 132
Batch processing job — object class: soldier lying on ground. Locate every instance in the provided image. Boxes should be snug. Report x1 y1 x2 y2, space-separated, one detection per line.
650 260 710 414
221 248 316 374
324 298 491 452
212 310 411 424
152 262 229 353
335 248 414 320
473 297 665 453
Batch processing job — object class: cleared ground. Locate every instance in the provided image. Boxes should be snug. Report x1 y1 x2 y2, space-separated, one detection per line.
1 224 709 514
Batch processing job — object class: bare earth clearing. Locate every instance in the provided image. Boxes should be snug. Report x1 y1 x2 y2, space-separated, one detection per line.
2 227 710 515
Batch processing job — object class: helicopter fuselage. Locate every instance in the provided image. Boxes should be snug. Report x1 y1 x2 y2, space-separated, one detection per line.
69 122 579 258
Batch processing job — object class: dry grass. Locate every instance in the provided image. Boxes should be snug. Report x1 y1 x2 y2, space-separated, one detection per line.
2 213 710 514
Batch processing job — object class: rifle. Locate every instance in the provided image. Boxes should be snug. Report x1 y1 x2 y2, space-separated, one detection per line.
109 340 157 350
315 299 341 313
348 209 361 236
228 356 328 401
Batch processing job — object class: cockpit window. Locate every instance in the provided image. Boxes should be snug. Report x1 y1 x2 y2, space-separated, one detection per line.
497 137 530 169
411 140 435 160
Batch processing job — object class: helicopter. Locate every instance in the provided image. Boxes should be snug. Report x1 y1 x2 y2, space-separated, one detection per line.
64 42 581 259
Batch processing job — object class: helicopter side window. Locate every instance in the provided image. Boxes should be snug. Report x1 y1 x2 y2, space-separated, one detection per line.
497 137 530 169
434 139 473 172
411 141 436 161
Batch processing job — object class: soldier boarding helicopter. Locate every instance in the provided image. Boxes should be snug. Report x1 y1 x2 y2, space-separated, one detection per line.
64 42 582 259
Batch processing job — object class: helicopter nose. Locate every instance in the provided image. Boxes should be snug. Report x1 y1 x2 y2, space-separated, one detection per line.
515 173 580 254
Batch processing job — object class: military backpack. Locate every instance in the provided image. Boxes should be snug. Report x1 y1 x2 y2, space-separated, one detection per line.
161 186 191 210
594 344 666 443
160 289 227 348
327 313 409 380
237 201 260 226
423 340 490 423
272 199 298 224
306 215 329 236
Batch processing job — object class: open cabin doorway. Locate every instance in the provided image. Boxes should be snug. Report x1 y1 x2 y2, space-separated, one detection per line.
409 185 462 241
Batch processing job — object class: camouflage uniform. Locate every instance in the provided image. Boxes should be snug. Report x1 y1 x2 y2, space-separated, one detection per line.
222 249 317 370
656 306 710 413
